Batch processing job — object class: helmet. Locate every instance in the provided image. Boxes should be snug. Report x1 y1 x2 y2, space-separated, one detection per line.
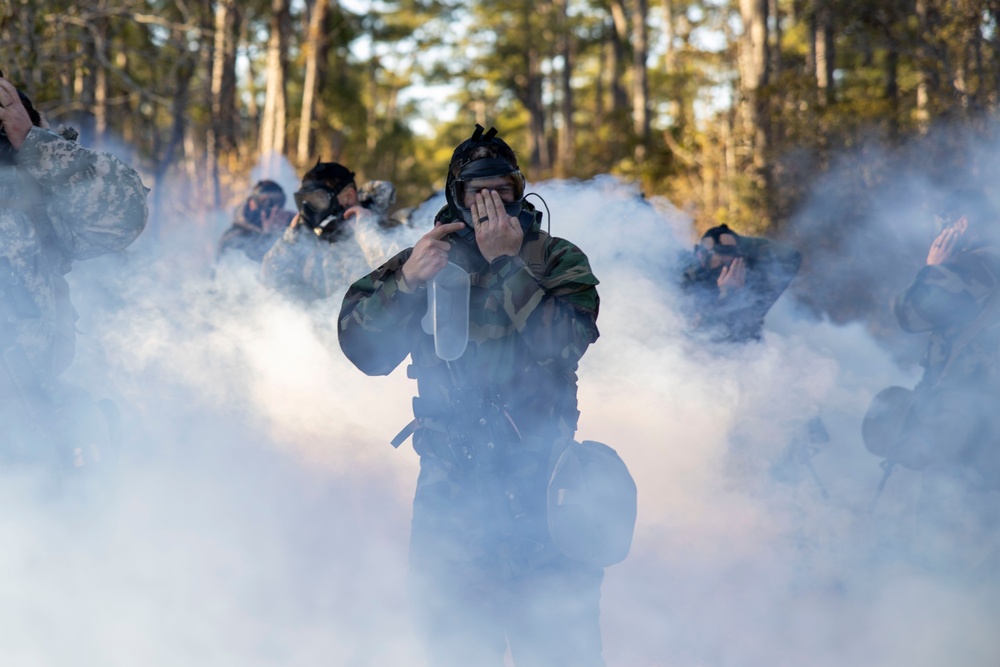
445 125 527 236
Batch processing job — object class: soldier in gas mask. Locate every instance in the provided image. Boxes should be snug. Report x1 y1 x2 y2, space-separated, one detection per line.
260 161 396 301
216 180 294 264
680 223 801 343
0 72 147 472
339 125 607 666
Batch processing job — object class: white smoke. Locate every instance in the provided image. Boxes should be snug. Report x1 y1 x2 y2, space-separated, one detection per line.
2 150 998 667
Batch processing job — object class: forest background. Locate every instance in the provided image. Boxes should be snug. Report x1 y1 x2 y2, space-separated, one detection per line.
3 0 1000 337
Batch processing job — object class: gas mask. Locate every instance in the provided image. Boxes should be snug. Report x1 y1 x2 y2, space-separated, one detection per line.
450 158 526 229
294 183 349 241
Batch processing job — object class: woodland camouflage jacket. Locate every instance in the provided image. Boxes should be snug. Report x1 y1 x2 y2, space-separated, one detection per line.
895 245 1000 392
338 205 600 461
0 126 147 379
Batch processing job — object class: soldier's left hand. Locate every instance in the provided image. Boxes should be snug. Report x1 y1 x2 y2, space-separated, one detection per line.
0 77 33 151
472 190 522 263
343 205 369 223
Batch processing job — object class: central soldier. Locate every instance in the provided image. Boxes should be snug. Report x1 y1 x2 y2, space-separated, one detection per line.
339 125 606 666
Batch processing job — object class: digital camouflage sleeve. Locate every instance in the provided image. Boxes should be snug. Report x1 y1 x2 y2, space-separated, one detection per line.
0 126 148 376
17 126 148 259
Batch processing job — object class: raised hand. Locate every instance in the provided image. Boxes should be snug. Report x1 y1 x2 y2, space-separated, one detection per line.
927 217 967 265
717 257 746 291
471 189 522 263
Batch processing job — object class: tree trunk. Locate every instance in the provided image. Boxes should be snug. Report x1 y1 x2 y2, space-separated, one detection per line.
298 0 328 166
608 2 629 116
814 0 834 106
739 0 772 219
555 0 576 176
259 0 290 167
632 0 650 161
915 0 931 132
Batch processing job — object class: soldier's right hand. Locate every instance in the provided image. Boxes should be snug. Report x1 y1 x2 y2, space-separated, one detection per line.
717 257 746 291
927 217 967 265
400 222 466 288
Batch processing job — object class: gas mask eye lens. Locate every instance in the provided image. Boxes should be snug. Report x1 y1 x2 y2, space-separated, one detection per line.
299 188 332 210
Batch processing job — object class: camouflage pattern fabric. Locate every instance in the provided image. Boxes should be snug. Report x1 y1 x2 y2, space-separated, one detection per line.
0 126 147 379
680 235 801 343
259 180 397 300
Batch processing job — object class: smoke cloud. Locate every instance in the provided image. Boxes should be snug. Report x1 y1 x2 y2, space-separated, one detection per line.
3 143 999 666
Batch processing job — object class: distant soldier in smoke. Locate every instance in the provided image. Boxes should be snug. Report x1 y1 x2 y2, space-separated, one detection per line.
680 224 801 343
867 190 1000 495
260 161 397 301
339 126 621 666
216 179 294 264
0 73 148 470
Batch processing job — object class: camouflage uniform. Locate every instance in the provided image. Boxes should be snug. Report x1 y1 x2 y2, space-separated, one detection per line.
260 180 396 301
0 125 147 463
892 246 1000 480
0 126 147 378
339 203 605 666
680 235 801 343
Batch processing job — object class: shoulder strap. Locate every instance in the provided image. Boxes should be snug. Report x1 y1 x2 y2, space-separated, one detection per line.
520 229 548 277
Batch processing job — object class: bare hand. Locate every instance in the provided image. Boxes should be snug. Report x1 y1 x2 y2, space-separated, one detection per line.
400 221 466 287
0 77 34 151
927 217 967 265
342 204 367 222
472 190 522 263
717 257 746 291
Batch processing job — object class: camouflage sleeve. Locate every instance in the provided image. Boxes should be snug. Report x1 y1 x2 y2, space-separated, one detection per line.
16 126 147 260
894 250 1000 333
338 248 424 376
357 180 397 216
260 225 326 300
485 237 600 370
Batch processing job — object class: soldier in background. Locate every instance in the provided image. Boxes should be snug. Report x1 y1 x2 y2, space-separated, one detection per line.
339 125 606 666
0 74 148 469
864 189 1000 570
216 180 294 264
680 223 801 343
260 161 397 301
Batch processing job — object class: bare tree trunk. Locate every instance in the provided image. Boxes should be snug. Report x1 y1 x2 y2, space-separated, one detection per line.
259 0 290 167
662 0 676 71
632 0 650 161
739 0 772 220
298 0 328 166
814 0 835 106
915 0 931 132
608 2 630 115
555 0 576 176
